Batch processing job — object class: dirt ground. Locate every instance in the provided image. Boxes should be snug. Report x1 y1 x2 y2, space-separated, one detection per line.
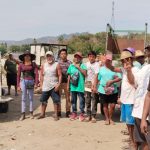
0 89 130 150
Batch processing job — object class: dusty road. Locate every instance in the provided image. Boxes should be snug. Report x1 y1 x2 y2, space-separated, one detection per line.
0 90 129 150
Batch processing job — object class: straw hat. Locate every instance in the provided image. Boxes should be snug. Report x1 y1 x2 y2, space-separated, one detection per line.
120 51 133 60
135 50 145 58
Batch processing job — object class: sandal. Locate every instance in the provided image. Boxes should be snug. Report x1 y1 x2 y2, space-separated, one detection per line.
84 116 91 122
91 117 97 123
37 115 45 119
121 130 129 135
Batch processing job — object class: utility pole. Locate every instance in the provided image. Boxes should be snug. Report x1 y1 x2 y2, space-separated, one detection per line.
111 1 115 30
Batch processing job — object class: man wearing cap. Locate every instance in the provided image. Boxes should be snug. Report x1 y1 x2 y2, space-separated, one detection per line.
67 52 87 121
123 47 142 69
126 54 150 149
115 51 139 148
140 79 150 150
134 50 147 69
94 54 121 125
38 51 62 121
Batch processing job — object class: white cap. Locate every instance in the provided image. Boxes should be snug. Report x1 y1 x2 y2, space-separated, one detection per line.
46 51 54 56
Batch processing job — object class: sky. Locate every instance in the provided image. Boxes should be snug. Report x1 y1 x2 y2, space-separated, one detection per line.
0 0 149 40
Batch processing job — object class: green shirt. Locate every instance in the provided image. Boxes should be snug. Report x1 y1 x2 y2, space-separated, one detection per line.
98 66 119 94
67 63 87 93
5 59 17 74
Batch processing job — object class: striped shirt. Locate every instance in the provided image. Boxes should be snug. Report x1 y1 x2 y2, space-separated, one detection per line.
59 59 71 83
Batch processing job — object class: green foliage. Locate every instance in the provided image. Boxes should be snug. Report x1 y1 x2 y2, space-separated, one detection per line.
9 44 30 53
58 35 64 44
0 43 7 56
20 45 30 52
67 32 106 56
9 45 20 52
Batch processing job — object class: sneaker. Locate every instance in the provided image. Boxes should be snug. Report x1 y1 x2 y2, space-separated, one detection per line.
70 113 77 121
79 113 85 122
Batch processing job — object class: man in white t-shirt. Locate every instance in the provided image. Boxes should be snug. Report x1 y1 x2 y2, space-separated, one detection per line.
118 51 139 149
85 51 100 123
141 79 150 149
126 59 150 149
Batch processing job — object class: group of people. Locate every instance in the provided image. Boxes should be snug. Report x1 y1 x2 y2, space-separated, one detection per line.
3 46 150 149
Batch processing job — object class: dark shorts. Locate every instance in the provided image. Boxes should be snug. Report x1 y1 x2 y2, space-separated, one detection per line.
6 73 17 86
40 88 60 104
99 93 118 104
134 118 150 147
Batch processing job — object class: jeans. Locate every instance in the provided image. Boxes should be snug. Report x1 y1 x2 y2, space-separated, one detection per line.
71 91 85 114
40 88 60 104
21 79 34 113
85 92 99 117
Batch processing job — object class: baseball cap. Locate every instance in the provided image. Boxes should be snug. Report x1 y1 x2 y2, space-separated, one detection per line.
46 51 54 56
123 47 135 55
74 52 83 58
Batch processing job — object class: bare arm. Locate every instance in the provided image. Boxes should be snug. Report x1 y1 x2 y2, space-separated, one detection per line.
126 69 135 85
74 64 87 77
113 67 122 73
4 60 7 72
141 91 150 134
142 91 150 121
56 64 62 85
17 64 21 90
40 65 44 88
93 73 99 93
67 75 71 91
111 66 122 73
106 75 122 87
34 64 39 86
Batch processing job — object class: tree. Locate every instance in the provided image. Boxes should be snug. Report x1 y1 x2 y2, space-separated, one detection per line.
0 44 7 56
58 35 64 44
9 45 21 52
20 45 30 52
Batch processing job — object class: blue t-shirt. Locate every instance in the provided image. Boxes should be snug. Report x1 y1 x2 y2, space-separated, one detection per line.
98 66 119 94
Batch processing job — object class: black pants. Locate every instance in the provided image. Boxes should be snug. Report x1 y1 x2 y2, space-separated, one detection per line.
85 92 99 117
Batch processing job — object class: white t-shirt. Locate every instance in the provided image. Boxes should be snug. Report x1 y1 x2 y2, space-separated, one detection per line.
120 67 139 104
132 64 150 119
85 61 100 83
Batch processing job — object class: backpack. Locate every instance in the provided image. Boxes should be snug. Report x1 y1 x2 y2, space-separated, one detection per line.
70 71 79 86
